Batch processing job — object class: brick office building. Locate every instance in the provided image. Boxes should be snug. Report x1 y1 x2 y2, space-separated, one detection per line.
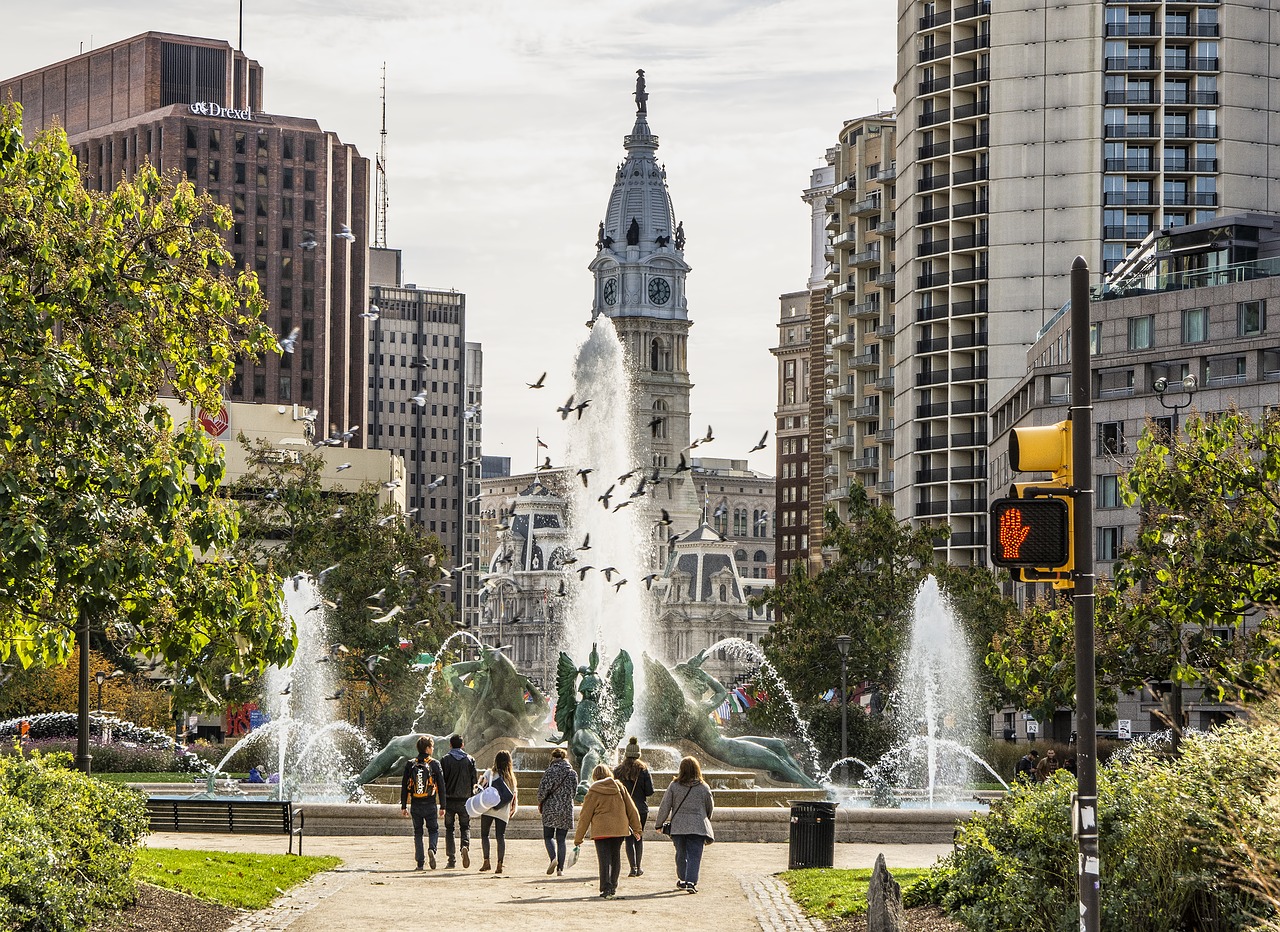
2 32 371 444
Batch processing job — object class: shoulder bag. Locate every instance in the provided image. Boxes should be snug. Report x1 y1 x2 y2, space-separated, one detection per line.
659 784 693 835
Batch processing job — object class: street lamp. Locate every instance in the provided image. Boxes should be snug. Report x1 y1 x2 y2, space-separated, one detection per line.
95 671 106 713
835 635 853 784
1153 373 1198 432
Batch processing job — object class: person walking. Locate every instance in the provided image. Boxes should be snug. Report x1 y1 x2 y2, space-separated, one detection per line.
1014 749 1038 784
538 747 577 876
615 737 654 876
573 763 642 900
1035 749 1062 782
477 750 517 874
399 736 446 871
654 755 714 894
440 733 477 868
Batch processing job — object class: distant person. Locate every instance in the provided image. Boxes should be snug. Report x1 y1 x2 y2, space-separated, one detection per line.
573 763 642 900
615 737 655 876
1035 749 1061 782
245 764 266 784
1015 749 1039 784
1063 755 1077 777
477 750 517 874
399 736 445 871
654 755 715 894
538 747 577 876
440 734 477 868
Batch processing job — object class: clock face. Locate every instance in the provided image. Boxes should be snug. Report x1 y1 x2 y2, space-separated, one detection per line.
603 278 618 306
648 277 671 305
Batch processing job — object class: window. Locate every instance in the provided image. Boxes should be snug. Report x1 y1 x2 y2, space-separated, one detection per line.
1098 474 1121 508
283 167 294 190
1181 307 1208 343
235 132 247 155
1099 421 1125 455
1089 322 1102 355
1098 526 1122 561
1128 315 1154 350
1239 300 1265 336
304 138 316 162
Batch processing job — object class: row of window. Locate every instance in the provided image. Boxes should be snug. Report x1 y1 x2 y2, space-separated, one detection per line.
370 356 459 371
376 333 463 347
184 126 318 163
185 156 317 192
1121 300 1266 350
232 372 312 403
779 533 810 553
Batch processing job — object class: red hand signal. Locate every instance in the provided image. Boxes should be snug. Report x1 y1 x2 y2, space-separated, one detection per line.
998 506 1032 558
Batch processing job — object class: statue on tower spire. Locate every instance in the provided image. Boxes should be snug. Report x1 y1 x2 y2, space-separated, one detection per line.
634 69 648 114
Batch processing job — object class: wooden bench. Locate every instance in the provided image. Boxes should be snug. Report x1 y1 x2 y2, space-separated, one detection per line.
145 797 304 854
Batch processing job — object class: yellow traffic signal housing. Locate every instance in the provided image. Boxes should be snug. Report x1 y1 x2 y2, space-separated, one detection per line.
1009 420 1072 484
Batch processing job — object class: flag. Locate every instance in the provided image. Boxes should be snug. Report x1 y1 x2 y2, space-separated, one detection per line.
536 435 548 449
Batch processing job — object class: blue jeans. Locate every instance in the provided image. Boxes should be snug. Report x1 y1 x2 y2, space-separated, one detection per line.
543 826 567 868
672 833 706 885
410 800 438 867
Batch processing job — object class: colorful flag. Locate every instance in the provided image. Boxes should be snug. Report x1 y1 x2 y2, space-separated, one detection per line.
536 435 548 449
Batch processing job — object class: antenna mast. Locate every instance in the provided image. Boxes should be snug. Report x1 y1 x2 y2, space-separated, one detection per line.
374 62 389 249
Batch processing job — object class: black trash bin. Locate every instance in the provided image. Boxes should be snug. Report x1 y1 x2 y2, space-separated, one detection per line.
788 800 837 869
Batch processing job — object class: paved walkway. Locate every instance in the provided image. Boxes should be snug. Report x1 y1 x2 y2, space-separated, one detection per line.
146 833 951 932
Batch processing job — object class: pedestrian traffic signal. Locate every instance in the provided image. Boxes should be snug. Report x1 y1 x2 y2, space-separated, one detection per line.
1010 420 1072 483
989 496 1071 569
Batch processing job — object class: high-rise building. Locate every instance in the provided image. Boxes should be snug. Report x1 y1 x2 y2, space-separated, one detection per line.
366 247 480 627
2 32 371 445
892 0 1280 564
772 290 814 580
588 71 699 535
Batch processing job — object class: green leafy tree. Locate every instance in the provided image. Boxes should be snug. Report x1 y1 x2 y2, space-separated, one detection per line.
0 107 292 711
228 439 456 741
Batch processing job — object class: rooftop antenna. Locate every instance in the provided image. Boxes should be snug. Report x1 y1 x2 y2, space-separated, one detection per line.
374 62 389 249
238 1 243 50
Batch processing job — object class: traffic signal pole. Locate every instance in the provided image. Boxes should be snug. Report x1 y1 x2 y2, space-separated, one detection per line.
1070 257 1099 932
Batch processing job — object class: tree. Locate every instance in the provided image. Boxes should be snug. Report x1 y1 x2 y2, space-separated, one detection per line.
1112 409 1280 747
0 107 293 765
228 438 456 742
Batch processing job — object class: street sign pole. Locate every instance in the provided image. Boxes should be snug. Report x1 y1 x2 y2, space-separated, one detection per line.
1070 256 1099 932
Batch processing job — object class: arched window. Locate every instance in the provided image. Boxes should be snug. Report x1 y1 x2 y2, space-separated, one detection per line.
734 548 748 562
713 498 730 536
733 508 749 537
651 399 669 439
649 337 671 372
719 584 728 602
754 550 767 562
754 509 770 537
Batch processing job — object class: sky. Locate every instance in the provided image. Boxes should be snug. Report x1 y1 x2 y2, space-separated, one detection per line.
7 1 898 474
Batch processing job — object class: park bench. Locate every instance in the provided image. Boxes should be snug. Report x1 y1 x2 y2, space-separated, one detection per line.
145 796 304 854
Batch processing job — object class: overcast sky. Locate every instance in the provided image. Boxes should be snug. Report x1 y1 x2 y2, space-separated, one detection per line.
9 1 897 474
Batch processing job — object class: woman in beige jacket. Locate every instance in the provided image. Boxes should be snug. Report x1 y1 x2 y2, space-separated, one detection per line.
572 763 642 899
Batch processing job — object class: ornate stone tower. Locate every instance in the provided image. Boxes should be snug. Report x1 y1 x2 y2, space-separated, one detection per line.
588 70 699 534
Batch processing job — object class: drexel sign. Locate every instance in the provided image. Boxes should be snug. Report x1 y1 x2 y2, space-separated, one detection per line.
189 101 253 121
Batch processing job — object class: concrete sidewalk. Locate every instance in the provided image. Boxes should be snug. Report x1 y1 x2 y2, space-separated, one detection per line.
146 833 952 932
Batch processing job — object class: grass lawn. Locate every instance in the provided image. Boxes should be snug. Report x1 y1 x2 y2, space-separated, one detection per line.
94 772 247 783
133 849 340 910
781 867 931 921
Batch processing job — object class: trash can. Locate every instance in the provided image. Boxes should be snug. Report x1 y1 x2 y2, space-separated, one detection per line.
788 800 837 869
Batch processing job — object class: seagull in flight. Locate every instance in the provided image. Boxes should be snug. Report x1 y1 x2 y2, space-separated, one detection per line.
612 500 632 512
527 372 547 389
425 475 447 492
279 327 300 354
370 606 403 624
750 430 769 453
324 688 346 701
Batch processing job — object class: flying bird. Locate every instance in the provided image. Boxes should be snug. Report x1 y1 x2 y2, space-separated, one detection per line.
597 484 615 509
425 475 446 492
411 390 428 407
535 456 554 471
675 454 691 474
324 688 346 701
750 430 770 453
299 231 318 250
630 475 648 499
574 399 591 419
613 578 628 592
557 580 567 597
577 533 591 551
359 304 380 320
575 565 594 581
600 566 618 582
279 683 292 696
336 463 352 472
335 223 356 243
383 479 402 489
279 327 301 354
557 395 576 420
701 424 715 445
527 372 547 389
612 501 632 512
617 469 637 483
641 573 660 590
576 468 593 486
371 606 403 624
648 416 665 436
656 508 673 528
463 404 480 421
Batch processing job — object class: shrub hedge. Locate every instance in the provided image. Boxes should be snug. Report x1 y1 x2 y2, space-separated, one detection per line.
907 724 1277 932
0 749 148 931
0 737 222 773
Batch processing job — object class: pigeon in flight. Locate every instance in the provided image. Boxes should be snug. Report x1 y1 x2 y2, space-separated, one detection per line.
641 573 660 590
557 395 576 420
527 372 547 389
612 500 631 512
359 304 380 320
535 456 554 471
648 416 665 436
617 469 637 484
371 606 403 624
613 578 628 592
598 484 615 509
383 479 401 489
280 683 292 696
425 475 446 492
336 223 356 243
336 463 352 472
557 579 567 597
576 468 593 487
600 566 618 582
701 424 715 445
574 399 592 419
577 533 591 551
409 357 430 368
279 327 301 354
655 508 673 528
411 390 428 407
750 430 769 452
575 565 594 581
675 454 691 474
299 231 318 250
324 688 346 701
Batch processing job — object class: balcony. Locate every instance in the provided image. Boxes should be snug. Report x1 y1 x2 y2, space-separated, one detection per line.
951 365 989 382
1104 157 1159 172
1164 90 1219 106
850 349 881 370
825 211 842 232
832 229 859 248
873 375 895 392
849 299 881 319
850 247 882 267
916 303 947 322
876 219 896 236
917 271 950 289
918 74 951 95
875 321 896 339
915 467 947 484
953 199 989 218
876 165 898 183
874 271 897 288
953 33 991 54
952 165 989 185
951 232 989 251
825 487 851 504
951 464 988 480
949 531 986 547
824 463 840 478
954 0 990 20
953 66 990 87
919 9 951 29
1104 123 1159 139
916 337 949 354
919 140 950 160
850 196 882 216
1104 191 1158 207
951 331 988 349
950 430 989 447
1104 89 1160 105
831 433 858 451
917 205 950 224
831 279 856 298
1104 56 1159 72
917 239 949 258
919 42 951 63
917 174 949 193
953 132 990 152
953 99 991 119
1165 124 1219 139
875 427 895 443
832 329 856 349
832 176 857 198
914 499 949 517
1166 56 1219 71
823 362 840 378
850 400 880 421
1165 158 1218 173
950 498 985 514
915 401 948 417
823 414 841 429
916 369 949 387
1163 191 1218 207
918 108 951 128
832 382 858 400
1167 22 1220 37
953 265 989 283
1103 225 1154 240
1105 23 1160 37
875 479 895 495
951 298 989 316
851 453 880 472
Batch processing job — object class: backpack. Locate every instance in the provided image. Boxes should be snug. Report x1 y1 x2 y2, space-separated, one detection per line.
410 760 437 800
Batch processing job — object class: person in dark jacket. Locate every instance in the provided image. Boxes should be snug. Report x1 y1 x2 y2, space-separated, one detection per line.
399 735 446 870
615 737 655 876
440 733 477 868
538 747 577 876
654 756 715 894
1015 749 1038 784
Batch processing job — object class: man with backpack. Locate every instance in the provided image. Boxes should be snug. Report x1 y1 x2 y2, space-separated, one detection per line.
440 733 478 869
400 735 446 870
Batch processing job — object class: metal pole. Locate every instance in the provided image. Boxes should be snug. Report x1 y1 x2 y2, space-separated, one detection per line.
839 654 849 785
75 615 92 774
1070 256 1099 932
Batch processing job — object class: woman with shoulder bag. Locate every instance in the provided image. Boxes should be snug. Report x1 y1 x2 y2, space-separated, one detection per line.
476 750 517 874
654 755 714 894
537 747 577 876
615 737 654 876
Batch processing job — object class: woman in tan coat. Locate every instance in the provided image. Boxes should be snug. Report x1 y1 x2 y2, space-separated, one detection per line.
572 763 642 899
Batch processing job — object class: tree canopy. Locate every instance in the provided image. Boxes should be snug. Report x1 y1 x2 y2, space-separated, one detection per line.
0 105 292 693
